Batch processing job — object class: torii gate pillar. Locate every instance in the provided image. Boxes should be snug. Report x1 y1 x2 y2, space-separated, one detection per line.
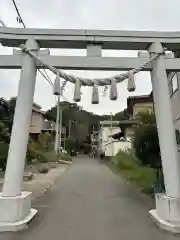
0 38 39 231
149 42 180 233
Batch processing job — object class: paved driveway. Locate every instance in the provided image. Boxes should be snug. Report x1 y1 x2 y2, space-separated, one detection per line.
0 157 178 240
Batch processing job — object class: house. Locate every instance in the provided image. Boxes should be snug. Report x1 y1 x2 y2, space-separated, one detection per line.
29 103 56 135
125 82 180 148
123 92 154 139
98 93 154 157
0 98 65 139
126 92 154 119
30 103 45 134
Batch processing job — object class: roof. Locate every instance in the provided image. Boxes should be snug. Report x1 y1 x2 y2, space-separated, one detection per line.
32 102 42 109
32 106 45 115
32 103 45 115
100 121 120 126
100 120 138 128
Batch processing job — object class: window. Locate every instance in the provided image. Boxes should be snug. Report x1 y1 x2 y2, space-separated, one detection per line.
169 73 178 95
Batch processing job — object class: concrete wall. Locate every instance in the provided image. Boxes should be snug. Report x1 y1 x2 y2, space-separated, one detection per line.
99 124 132 157
105 141 131 157
101 126 121 151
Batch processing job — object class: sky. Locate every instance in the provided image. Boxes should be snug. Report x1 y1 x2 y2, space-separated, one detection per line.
0 0 180 115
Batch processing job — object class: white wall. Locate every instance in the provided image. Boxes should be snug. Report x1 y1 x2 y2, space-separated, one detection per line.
100 124 132 157
101 126 120 152
105 141 131 157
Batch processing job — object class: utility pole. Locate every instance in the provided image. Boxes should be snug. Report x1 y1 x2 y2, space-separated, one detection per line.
68 120 71 138
92 125 95 158
59 107 62 149
64 128 66 150
53 74 61 153
110 112 114 157
54 95 60 153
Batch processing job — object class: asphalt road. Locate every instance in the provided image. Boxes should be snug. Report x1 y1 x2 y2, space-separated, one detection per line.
0 156 178 240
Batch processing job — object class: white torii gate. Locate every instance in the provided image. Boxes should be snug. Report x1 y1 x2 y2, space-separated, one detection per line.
0 27 180 233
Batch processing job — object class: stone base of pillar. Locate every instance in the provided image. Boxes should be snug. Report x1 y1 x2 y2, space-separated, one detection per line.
149 193 180 233
0 191 37 232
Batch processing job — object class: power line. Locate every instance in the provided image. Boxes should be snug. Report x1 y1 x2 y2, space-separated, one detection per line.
4 2 69 101
0 14 6 27
40 68 53 85
38 68 52 85
11 0 26 28
11 0 54 88
0 21 68 101
0 19 6 27
1 10 56 95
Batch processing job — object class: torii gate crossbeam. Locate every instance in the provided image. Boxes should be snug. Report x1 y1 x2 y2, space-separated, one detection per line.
1 27 180 50
1 55 180 71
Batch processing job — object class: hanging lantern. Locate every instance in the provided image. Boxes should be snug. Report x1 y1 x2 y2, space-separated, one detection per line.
127 71 136 92
53 74 61 95
110 79 117 100
91 84 99 104
73 78 81 102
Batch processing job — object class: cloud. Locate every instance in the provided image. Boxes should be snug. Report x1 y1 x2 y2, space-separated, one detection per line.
0 0 179 114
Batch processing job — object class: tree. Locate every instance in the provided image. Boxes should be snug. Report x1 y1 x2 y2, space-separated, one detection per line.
0 97 16 170
45 101 100 151
0 122 10 170
0 122 10 143
114 110 129 121
133 112 161 168
133 112 164 192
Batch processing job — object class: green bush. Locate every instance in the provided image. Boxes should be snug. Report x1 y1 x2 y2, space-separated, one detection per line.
26 136 55 163
26 142 44 163
39 151 72 163
26 135 72 166
38 132 53 151
133 124 160 168
28 150 56 163
113 150 138 170
65 138 77 152
58 152 72 162
41 151 58 162
0 122 10 143
26 147 39 163
112 150 156 193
